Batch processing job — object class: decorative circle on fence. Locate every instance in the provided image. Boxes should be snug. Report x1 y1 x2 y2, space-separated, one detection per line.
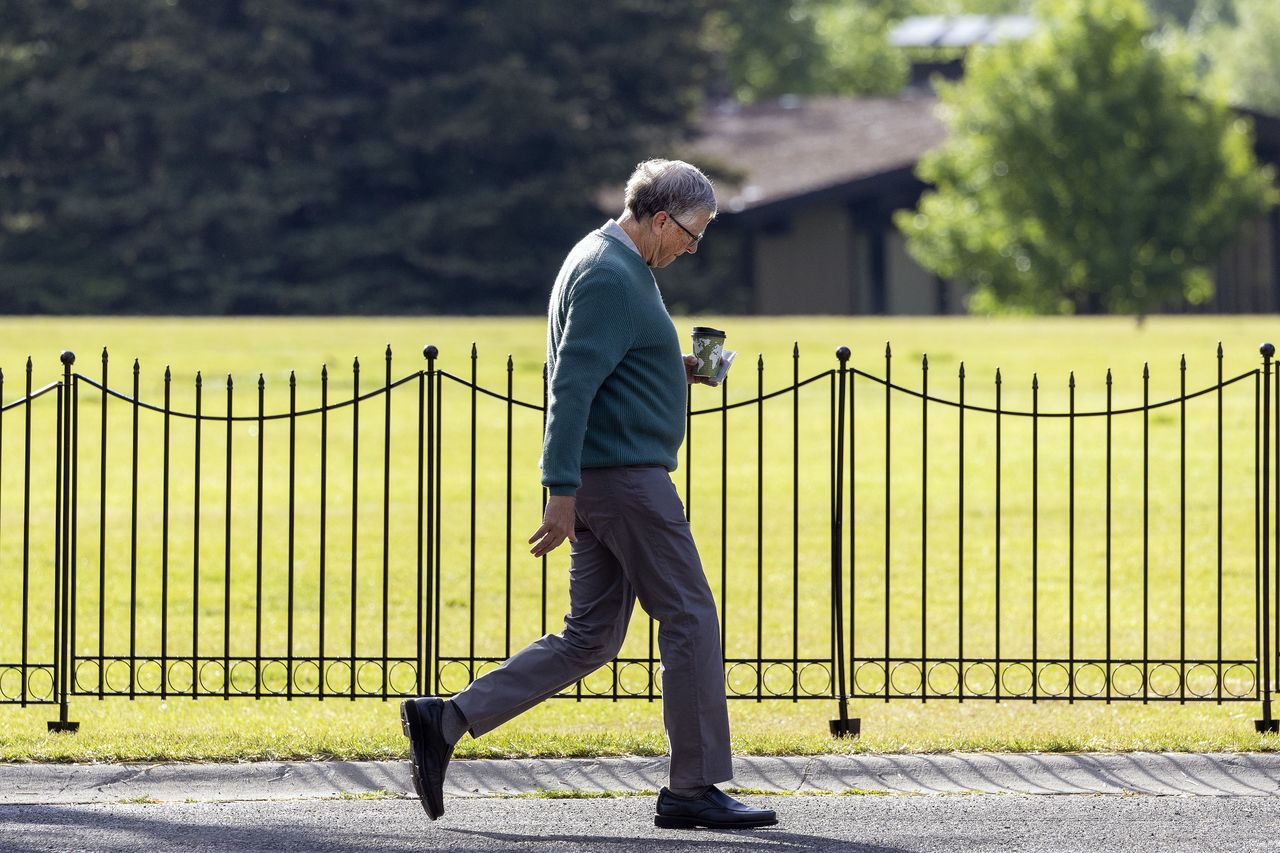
1072 663 1107 698
292 661 321 695
889 662 922 695
618 662 652 697
26 667 54 701
999 663 1033 697
1036 663 1070 698
436 661 469 695
198 661 225 693
727 663 758 696
853 662 886 694
926 662 959 696
166 660 194 694
0 666 21 700
74 660 100 693
1111 663 1144 697
106 660 133 693
1148 664 1181 699
230 661 258 695
799 663 832 696
581 667 614 696
474 660 500 681
763 663 794 697
261 660 289 696
962 662 996 696
1223 664 1255 698
1184 664 1218 699
388 662 418 695
136 659 164 695
355 662 383 695
324 660 353 694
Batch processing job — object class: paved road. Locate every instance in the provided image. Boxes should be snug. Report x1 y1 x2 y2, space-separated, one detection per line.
5 794 1280 853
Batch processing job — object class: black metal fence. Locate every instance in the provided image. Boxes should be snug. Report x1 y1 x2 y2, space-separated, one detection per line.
1 342 1276 734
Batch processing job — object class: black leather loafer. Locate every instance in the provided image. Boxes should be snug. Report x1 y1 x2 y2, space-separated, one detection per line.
400 697 454 820
654 785 778 830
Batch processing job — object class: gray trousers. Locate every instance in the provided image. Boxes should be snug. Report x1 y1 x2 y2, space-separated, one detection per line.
450 465 733 787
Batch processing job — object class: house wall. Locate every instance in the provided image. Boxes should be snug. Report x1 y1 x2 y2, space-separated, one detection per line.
752 204 856 314
885 229 946 314
749 205 965 315
1208 214 1278 312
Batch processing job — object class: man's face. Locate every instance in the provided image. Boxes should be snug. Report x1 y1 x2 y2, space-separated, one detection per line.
649 209 713 269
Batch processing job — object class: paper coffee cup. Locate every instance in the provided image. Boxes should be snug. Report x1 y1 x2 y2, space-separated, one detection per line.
691 327 726 378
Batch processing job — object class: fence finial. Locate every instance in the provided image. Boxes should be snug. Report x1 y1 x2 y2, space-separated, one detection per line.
1143 362 1150 380
958 361 965 379
836 346 850 363
164 365 170 382
995 367 1001 384
423 345 438 361
1261 342 1275 359
793 341 800 358
1068 370 1074 388
1217 341 1223 359
1106 368 1112 385
1180 353 1186 371
60 351 75 366
258 373 265 390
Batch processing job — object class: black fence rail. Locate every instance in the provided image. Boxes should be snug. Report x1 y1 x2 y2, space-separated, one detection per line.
0 342 1276 735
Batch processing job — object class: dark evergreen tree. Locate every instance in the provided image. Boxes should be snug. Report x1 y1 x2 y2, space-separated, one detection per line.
0 0 710 313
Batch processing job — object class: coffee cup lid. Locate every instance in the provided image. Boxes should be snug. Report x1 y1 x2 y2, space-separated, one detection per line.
691 326 726 337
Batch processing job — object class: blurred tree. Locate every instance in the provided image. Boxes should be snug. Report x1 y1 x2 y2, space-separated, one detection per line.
894 0 1275 315
0 0 710 313
1205 0 1280 114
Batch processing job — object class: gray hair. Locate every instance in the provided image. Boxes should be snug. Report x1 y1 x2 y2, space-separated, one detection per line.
624 159 717 222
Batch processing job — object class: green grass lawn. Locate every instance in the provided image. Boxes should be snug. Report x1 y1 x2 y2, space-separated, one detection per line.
2 315 1279 760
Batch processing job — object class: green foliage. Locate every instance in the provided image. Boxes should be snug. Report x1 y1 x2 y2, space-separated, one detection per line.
0 0 709 314
895 0 1276 315
706 0 924 102
1205 0 1280 114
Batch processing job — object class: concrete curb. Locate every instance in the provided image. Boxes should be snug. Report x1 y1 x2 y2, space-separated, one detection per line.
2 753 1278 805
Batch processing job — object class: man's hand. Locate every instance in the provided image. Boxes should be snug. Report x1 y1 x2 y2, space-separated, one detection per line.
529 494 577 558
684 353 719 387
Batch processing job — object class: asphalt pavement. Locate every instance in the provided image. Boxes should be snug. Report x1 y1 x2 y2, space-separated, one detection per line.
2 754 1278 852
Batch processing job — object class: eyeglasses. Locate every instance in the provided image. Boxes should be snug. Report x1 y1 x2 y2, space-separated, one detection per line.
667 213 705 249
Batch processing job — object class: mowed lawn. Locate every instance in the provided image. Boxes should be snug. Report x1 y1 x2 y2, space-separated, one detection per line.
1 314 1279 760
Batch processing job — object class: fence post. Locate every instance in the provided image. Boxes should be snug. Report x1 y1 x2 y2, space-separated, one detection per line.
49 351 78 733
1261 343 1278 733
423 345 438 698
829 346 858 737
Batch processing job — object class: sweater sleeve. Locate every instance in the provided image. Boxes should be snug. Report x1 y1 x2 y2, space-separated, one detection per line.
540 270 635 496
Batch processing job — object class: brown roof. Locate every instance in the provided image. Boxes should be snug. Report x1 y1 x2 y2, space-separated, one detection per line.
688 93 946 213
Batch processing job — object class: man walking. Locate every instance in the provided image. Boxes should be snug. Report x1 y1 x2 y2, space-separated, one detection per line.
401 159 776 830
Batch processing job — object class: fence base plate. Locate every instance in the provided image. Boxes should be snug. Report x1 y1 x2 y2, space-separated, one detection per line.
47 721 79 734
1257 719 1279 734
829 718 861 738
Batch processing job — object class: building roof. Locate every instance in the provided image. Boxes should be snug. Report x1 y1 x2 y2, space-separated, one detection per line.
689 93 946 216
889 15 1038 48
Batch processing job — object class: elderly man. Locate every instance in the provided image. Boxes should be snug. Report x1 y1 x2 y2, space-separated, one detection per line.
401 159 776 830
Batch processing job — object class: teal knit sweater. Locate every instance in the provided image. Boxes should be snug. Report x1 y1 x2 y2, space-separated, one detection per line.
540 228 687 496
